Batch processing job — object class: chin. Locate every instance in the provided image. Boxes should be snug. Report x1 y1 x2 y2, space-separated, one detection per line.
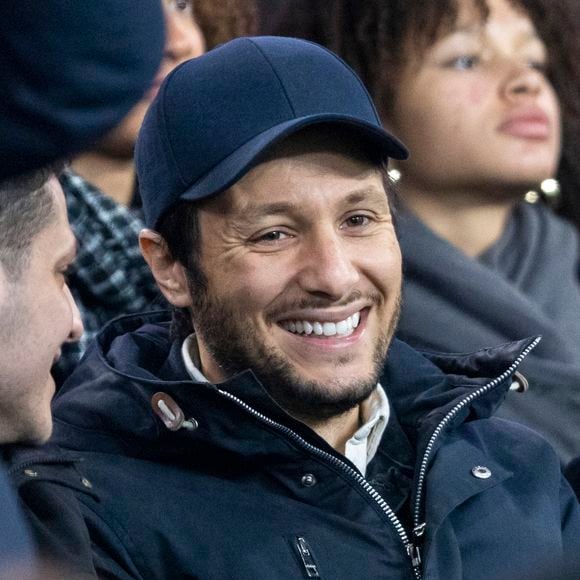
20 411 54 445
24 425 53 446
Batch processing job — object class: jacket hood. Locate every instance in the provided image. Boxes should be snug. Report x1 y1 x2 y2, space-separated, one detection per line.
52 311 539 461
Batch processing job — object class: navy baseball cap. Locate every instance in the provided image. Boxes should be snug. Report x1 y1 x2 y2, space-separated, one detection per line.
0 0 164 181
136 36 408 229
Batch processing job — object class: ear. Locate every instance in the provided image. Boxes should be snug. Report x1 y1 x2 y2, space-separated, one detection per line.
139 229 192 308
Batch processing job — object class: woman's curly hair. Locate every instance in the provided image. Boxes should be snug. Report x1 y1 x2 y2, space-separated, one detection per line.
195 0 258 49
264 0 580 227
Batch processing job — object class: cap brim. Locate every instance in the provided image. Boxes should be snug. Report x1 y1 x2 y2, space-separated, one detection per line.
176 114 408 207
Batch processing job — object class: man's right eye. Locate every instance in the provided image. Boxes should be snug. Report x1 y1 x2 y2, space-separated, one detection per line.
256 231 288 243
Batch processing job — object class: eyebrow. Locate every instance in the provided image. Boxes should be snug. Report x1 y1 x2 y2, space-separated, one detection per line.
344 188 388 205
241 201 298 221
237 188 388 221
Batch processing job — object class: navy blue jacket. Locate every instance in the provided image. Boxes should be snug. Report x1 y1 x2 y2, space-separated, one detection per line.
9 313 580 579
0 459 35 579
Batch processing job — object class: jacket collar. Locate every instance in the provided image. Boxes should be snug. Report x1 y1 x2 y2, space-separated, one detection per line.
54 311 538 463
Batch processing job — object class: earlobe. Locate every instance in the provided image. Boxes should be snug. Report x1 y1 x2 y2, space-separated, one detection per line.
139 229 192 308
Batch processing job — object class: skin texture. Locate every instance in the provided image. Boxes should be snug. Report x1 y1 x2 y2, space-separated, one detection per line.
391 0 560 200
0 178 83 444
141 135 402 447
386 0 562 255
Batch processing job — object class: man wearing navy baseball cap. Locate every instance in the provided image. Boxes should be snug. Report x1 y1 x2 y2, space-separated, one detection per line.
15 37 580 578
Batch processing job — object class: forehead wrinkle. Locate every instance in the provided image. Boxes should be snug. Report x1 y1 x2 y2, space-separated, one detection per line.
231 186 388 226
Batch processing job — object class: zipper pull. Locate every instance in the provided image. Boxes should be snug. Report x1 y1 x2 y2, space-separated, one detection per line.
407 543 422 567
295 536 321 578
407 522 426 569
413 522 426 542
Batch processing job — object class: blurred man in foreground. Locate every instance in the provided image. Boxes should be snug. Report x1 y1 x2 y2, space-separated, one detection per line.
0 0 164 180
0 169 83 577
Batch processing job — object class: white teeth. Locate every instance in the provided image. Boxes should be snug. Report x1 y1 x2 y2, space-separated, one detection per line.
281 312 362 337
323 322 337 336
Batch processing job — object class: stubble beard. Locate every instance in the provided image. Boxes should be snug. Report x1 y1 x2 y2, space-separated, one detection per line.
189 276 401 423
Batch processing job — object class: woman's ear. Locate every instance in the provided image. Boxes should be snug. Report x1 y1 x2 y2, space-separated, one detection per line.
139 229 192 308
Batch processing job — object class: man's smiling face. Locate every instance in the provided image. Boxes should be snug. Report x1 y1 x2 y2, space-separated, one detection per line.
188 132 403 421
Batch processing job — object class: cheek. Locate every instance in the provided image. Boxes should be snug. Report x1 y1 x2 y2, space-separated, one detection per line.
363 236 402 290
215 256 290 315
544 87 562 138
436 84 486 135
466 78 488 106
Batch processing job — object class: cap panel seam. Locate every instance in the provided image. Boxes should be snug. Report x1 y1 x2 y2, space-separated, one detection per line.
247 39 297 118
160 64 190 189
300 39 383 126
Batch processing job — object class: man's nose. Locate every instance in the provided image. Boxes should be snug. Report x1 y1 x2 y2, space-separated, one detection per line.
297 231 360 300
65 285 84 343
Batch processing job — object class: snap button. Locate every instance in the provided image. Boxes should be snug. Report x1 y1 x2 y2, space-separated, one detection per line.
471 465 492 480
23 469 38 478
81 477 93 489
301 473 317 487
509 371 529 393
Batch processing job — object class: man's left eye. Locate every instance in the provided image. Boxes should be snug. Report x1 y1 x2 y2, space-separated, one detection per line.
343 215 369 228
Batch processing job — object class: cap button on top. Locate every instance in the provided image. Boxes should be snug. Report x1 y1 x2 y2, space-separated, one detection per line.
471 465 492 480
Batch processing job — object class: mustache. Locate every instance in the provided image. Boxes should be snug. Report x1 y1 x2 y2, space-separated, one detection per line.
266 290 383 320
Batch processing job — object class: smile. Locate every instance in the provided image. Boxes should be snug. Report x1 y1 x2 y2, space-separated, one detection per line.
280 312 361 337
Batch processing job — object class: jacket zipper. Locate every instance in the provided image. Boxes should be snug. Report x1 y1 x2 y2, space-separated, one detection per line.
217 388 424 580
218 336 539 580
410 336 541 560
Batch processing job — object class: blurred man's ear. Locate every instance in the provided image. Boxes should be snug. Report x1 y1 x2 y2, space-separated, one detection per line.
139 229 192 308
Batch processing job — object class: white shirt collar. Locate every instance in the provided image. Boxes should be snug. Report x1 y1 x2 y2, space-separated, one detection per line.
344 384 390 476
181 333 390 475
181 334 208 383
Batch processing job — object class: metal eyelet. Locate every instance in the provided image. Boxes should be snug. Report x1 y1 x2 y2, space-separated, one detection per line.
471 465 492 480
